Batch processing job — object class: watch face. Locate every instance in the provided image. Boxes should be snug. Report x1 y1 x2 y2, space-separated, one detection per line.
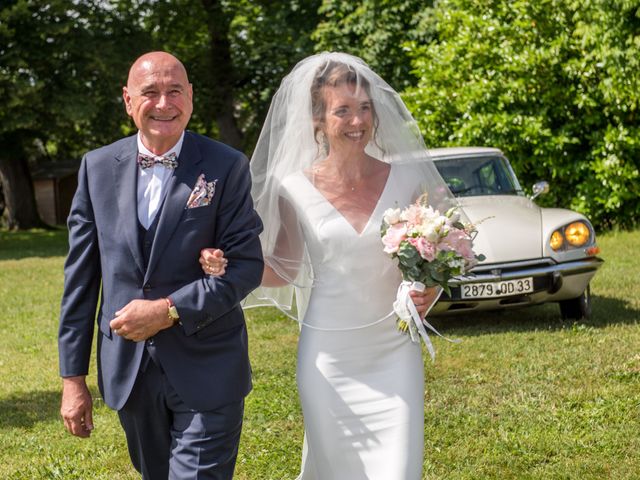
168 306 179 319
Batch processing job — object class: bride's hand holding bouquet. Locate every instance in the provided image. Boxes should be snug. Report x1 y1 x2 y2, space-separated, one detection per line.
381 193 485 359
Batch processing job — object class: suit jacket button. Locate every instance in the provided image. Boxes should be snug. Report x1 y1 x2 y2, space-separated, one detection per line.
143 284 151 292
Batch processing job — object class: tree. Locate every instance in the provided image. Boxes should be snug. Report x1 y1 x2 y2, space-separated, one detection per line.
312 0 434 90
403 0 640 229
1 0 323 229
227 0 322 150
0 0 150 229
136 0 321 152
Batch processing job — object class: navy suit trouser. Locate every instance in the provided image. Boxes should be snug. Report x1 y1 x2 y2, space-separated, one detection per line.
117 352 244 480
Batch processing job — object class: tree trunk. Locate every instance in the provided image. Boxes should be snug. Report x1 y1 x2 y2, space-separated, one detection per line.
200 0 244 150
0 182 5 219
0 155 47 230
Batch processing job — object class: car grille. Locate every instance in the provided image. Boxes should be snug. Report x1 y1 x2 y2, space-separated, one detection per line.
469 258 556 274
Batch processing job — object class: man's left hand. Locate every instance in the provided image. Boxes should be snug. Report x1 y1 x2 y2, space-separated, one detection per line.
110 299 172 342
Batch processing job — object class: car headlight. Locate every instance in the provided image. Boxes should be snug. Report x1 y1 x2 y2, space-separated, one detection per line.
550 221 592 251
550 231 564 250
565 222 590 247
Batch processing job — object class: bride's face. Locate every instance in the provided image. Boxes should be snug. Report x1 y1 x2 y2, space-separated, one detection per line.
321 83 373 155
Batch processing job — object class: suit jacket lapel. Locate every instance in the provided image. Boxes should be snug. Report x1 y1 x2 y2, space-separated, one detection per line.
145 132 203 281
113 138 145 275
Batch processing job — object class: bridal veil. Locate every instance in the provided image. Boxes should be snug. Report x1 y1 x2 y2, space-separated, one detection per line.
243 52 455 321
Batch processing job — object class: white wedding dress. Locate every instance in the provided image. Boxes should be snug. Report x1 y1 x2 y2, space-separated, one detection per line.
280 164 426 480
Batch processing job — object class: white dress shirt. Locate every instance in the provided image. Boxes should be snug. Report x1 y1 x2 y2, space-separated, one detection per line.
136 132 185 229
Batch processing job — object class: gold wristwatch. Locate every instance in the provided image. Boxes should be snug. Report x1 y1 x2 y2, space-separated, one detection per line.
165 297 180 325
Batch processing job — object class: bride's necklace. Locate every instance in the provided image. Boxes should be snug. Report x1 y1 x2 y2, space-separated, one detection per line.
312 160 371 193
340 177 359 192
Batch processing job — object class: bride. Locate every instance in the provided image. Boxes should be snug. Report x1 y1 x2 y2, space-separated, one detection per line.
201 52 454 479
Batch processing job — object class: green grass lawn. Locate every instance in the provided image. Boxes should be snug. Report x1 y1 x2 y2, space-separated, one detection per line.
0 228 638 479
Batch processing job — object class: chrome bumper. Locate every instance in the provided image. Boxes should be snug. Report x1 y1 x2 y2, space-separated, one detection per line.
432 256 604 315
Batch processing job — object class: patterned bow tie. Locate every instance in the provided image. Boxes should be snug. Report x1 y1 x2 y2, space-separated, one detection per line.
137 152 178 169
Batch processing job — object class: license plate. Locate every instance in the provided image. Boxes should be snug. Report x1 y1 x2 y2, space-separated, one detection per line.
460 277 534 299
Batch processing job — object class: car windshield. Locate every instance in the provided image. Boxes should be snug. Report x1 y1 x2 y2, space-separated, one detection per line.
434 154 523 197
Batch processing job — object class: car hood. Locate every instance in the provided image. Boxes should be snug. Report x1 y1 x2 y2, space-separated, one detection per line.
456 195 542 264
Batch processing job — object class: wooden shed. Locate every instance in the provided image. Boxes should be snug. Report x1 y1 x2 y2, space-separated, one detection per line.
31 162 79 226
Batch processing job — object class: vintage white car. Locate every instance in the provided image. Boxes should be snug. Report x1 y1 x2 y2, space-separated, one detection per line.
429 147 603 319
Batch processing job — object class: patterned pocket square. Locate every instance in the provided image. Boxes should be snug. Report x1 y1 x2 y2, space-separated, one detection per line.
186 174 218 209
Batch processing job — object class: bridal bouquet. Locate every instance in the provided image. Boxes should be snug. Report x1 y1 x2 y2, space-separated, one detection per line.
380 194 484 358
381 194 484 294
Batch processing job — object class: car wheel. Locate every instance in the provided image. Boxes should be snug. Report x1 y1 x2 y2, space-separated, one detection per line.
559 285 592 320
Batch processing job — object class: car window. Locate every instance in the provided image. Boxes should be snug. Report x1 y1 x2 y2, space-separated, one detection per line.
433 155 523 197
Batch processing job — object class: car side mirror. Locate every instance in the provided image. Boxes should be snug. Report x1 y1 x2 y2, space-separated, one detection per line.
530 181 549 200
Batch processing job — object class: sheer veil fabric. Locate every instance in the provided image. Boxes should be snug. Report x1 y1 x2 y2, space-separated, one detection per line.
243 52 456 325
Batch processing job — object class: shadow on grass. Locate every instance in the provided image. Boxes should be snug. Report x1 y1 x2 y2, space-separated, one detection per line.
0 229 68 260
0 389 61 428
430 294 639 337
0 386 104 429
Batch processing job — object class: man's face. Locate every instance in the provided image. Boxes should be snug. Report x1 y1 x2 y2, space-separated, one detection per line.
123 53 193 154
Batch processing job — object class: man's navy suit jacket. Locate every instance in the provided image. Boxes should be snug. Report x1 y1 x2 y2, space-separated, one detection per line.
58 131 264 411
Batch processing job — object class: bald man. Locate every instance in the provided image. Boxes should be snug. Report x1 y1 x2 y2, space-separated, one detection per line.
58 51 263 479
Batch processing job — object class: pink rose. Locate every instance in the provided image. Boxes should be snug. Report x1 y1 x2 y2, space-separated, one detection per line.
441 229 474 260
401 204 424 226
382 223 407 254
409 236 437 262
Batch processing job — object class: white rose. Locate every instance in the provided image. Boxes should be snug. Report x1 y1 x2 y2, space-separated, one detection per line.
447 209 461 223
422 206 438 220
383 207 402 225
422 224 440 243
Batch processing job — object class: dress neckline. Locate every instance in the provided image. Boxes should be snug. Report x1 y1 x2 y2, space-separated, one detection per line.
301 163 393 236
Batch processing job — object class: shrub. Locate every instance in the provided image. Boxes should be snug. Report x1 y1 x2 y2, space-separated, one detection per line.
403 0 640 230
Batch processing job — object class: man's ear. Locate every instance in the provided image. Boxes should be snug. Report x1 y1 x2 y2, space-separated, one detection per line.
122 86 132 115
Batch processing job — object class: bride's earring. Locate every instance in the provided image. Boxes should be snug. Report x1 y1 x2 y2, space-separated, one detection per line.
320 131 329 157
315 130 329 158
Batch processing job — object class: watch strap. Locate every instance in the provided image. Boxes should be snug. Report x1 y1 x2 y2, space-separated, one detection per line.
164 297 180 325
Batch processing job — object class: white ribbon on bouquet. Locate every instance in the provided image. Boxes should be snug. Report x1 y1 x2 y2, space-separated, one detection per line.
393 281 461 361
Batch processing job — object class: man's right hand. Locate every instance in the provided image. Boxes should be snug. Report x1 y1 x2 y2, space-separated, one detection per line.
60 376 94 438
